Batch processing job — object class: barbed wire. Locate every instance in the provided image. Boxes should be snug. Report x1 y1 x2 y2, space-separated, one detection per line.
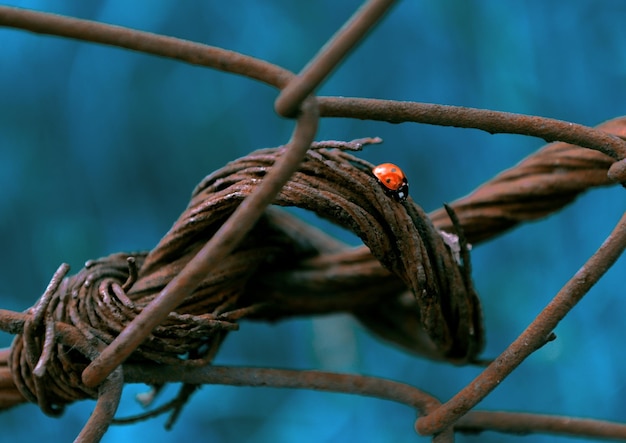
0 2 625 443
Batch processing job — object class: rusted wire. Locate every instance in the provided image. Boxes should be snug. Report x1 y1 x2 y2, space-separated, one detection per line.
81 96 320 388
274 0 397 117
0 6 293 89
0 135 624 439
2 6 626 169
121 364 626 441
0 349 24 410
416 209 626 436
124 364 442 414
15 264 70 415
318 97 626 164
430 116 626 244
81 0 383 391
0 119 623 441
455 410 626 440
74 365 123 443
1 3 625 443
81 0 400 388
1 139 481 423
7 254 237 414
113 382 198 430
139 142 482 361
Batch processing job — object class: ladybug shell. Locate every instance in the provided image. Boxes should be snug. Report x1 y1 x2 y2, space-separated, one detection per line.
372 163 409 201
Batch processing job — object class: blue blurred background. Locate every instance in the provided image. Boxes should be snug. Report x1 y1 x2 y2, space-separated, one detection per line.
1 1 625 442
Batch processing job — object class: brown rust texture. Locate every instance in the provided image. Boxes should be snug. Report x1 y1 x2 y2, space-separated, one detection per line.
3 115 624 415
5 142 484 414
430 117 625 244
1 3 626 442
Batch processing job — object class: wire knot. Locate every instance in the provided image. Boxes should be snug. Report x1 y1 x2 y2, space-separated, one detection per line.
10 140 488 416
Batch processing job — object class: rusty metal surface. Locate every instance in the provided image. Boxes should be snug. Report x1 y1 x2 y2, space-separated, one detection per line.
0 3 625 443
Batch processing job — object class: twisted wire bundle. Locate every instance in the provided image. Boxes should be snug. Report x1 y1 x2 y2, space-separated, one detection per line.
431 117 624 243
7 114 625 414
9 253 238 414
135 143 484 360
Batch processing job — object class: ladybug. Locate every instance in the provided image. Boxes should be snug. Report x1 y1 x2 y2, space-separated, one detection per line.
372 163 409 202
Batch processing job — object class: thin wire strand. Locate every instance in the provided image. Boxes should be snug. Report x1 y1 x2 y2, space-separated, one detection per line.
416 210 626 435
123 364 442 414
274 0 397 117
0 5 624 442
317 97 626 163
0 6 292 89
74 366 124 443
1 7 625 164
455 410 626 440
81 97 320 388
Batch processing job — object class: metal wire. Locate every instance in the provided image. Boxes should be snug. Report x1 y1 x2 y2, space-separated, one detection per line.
0 3 625 443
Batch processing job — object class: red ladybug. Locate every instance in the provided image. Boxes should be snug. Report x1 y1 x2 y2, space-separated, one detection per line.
372 163 409 202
